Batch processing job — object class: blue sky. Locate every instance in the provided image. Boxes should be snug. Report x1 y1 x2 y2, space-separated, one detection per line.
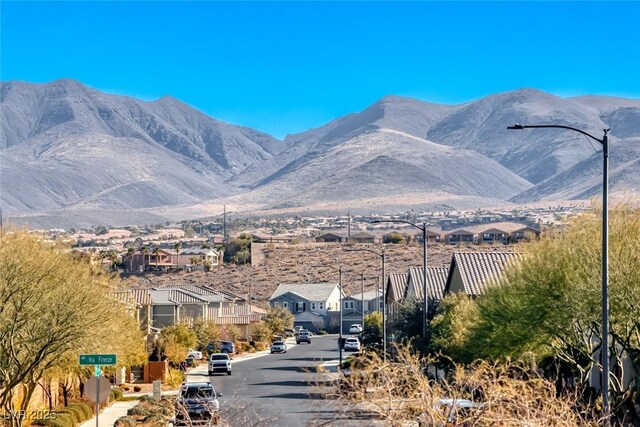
2 1 639 138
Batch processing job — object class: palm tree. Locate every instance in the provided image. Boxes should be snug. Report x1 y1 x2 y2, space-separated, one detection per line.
174 242 181 269
152 246 162 270
140 246 149 271
127 247 135 272
107 249 118 270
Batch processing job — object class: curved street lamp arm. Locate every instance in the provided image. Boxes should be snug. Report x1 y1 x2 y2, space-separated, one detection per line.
507 124 606 145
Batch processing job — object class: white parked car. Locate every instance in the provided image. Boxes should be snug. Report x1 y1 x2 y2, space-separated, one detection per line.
270 341 288 354
186 349 203 360
208 353 232 376
343 337 361 351
349 324 363 334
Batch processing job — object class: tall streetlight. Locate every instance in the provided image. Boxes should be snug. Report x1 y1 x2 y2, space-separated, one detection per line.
373 219 429 337
346 247 386 361
508 123 610 422
314 263 345 368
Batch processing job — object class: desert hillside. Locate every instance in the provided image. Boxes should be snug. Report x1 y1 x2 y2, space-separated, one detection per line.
122 242 516 307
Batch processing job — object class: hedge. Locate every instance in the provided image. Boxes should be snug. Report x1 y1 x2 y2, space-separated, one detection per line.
68 402 93 420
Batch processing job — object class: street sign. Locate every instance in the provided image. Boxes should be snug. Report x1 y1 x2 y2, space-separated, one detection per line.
79 354 117 365
84 376 112 404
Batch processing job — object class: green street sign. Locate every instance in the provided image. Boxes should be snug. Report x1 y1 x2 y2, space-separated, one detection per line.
79 354 117 366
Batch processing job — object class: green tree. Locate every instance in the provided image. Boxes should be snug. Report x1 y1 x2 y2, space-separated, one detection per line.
251 322 272 344
174 241 181 268
265 306 294 334
127 247 135 272
140 245 149 269
430 293 479 364
0 229 146 427
222 324 241 343
362 312 383 352
152 246 161 269
192 319 221 350
467 206 640 399
383 232 407 244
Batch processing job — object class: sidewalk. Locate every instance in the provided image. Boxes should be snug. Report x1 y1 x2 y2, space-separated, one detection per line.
79 400 140 427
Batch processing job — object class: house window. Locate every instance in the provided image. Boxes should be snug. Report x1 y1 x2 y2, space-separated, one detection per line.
296 302 305 312
283 302 288 309
344 301 354 309
274 302 280 307
319 302 324 310
311 302 316 310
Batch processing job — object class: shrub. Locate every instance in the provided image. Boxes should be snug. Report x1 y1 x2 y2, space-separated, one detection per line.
114 416 137 427
50 413 74 427
57 409 79 426
317 329 328 335
254 342 266 351
68 403 93 420
61 406 84 423
111 387 124 400
166 368 186 388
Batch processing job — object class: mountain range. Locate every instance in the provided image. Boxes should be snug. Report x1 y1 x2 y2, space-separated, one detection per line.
1 79 639 227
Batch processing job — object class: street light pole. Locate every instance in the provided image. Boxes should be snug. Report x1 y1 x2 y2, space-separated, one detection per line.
373 219 429 337
360 273 365 328
346 247 387 361
508 123 610 423
339 265 343 369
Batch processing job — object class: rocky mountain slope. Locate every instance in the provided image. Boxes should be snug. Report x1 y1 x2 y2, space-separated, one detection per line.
1 79 638 227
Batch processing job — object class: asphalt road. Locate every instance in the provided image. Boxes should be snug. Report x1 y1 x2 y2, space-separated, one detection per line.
187 334 349 426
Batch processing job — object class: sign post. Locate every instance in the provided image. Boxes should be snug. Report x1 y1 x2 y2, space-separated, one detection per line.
80 354 116 427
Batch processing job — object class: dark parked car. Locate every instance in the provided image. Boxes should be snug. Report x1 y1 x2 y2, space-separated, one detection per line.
205 340 235 354
174 382 220 426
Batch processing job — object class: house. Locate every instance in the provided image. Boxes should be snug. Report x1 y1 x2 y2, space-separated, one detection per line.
443 252 523 297
510 225 541 242
415 229 442 244
475 227 510 244
175 248 223 268
404 266 450 314
269 282 341 332
386 273 408 322
147 289 209 328
348 231 377 244
443 229 475 244
342 289 383 335
315 233 345 243
124 247 223 271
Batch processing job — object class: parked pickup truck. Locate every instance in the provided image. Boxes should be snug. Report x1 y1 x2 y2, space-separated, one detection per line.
208 353 231 376
174 381 221 426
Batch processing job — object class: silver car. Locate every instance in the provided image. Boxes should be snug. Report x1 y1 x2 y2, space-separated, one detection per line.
270 341 288 353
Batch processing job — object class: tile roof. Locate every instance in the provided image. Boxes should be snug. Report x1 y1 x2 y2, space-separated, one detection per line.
386 273 408 303
156 284 225 302
129 288 152 306
408 266 449 301
148 289 208 305
270 282 339 302
347 289 382 301
111 290 137 307
446 252 523 296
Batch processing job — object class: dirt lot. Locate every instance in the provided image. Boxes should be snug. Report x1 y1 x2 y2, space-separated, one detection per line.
123 242 516 307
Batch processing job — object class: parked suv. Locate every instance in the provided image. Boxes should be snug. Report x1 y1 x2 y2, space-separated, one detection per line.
206 340 235 354
174 382 220 426
296 330 311 344
208 353 232 376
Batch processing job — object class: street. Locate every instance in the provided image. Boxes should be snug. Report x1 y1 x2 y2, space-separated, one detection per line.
187 335 358 426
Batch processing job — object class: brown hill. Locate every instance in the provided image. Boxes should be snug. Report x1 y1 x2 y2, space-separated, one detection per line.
122 242 516 307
